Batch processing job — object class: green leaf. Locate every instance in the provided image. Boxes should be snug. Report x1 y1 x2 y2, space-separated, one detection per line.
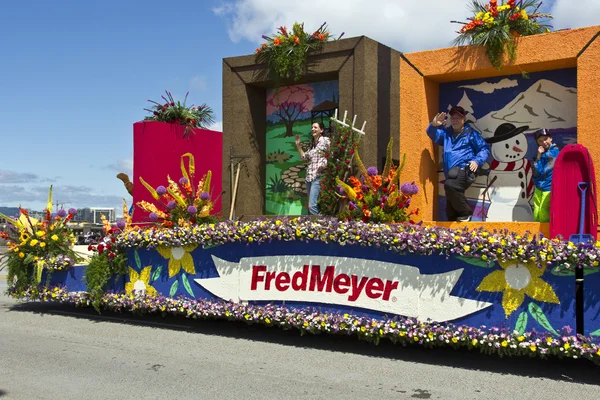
456 256 491 268
169 280 179 297
551 266 599 276
528 303 559 335
181 274 195 298
134 250 142 270
590 329 600 337
515 311 528 335
34 263 43 284
151 265 163 283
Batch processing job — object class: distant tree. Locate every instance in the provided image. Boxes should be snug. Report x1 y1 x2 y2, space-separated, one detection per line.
266 85 315 137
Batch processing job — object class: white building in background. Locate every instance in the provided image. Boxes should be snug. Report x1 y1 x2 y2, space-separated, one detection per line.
73 207 117 224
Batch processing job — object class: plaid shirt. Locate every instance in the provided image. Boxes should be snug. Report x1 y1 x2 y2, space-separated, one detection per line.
302 136 330 182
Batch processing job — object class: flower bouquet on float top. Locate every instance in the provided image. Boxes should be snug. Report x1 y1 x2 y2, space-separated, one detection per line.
452 0 553 69
144 90 215 137
336 139 420 224
136 153 219 228
0 186 82 288
255 22 343 81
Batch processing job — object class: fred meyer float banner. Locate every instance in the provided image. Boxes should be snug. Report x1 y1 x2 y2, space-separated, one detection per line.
198 255 490 322
50 241 599 336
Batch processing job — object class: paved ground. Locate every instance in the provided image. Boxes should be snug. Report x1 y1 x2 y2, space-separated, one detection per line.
1 277 600 400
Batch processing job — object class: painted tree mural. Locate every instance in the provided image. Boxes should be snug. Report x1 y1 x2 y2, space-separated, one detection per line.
266 85 315 137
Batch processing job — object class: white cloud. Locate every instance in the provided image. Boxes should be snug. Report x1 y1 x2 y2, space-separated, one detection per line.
207 120 223 132
213 0 473 52
214 0 600 53
551 0 600 30
459 78 519 94
106 158 133 176
190 75 207 91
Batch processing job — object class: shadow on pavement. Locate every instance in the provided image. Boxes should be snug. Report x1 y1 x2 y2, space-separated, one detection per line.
9 301 600 386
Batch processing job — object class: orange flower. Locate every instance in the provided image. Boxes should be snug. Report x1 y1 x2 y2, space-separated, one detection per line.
371 175 382 190
273 38 281 45
294 35 300 45
163 220 173 228
318 33 325 41
255 48 261 53
261 43 267 49
19 207 28 216
349 176 362 192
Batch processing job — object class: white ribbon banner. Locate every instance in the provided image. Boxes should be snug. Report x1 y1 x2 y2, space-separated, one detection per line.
195 255 492 322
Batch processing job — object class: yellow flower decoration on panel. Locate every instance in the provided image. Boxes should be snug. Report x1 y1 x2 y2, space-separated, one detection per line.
125 266 157 297
156 245 197 277
476 259 559 317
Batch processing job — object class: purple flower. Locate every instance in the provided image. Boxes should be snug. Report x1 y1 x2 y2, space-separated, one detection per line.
179 177 189 186
361 184 368 192
348 201 356 211
116 219 126 230
167 201 177 209
68 208 77 216
156 186 167 195
200 191 210 201
57 209 67 218
338 186 345 195
149 212 159 221
367 166 378 176
187 205 197 214
401 181 419 196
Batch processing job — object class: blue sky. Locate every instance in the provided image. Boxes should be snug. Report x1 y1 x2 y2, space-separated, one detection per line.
0 0 595 213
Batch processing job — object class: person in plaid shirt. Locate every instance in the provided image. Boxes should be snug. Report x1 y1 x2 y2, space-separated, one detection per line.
295 122 331 215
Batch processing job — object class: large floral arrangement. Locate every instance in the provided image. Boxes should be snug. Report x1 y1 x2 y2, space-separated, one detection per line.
318 118 362 216
10 286 600 364
0 186 81 288
337 139 419 223
255 22 342 82
84 212 128 312
144 90 215 137
137 153 219 228
452 0 553 68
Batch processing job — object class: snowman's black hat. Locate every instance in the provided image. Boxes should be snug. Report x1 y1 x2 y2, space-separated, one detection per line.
485 123 529 144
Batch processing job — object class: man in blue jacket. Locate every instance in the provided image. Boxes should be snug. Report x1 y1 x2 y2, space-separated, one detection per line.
426 106 490 222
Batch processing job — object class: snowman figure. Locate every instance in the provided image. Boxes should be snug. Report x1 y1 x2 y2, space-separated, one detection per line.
484 123 534 222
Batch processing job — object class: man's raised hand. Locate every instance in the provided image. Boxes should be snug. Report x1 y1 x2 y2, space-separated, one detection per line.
432 112 447 127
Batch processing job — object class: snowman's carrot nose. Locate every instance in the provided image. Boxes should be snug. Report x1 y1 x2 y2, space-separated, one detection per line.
513 146 523 152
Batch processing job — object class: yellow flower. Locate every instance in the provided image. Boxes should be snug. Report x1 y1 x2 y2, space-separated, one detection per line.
40 242 46 248
156 245 197 278
452 337 458 343
51 234 59 241
497 4 510 11
18 252 25 258
564 343 571 350
20 232 30 242
476 259 559 317
124 266 158 297
36 230 46 237
475 11 485 20
529 345 536 352
520 9 528 20
501 340 508 347
29 239 39 246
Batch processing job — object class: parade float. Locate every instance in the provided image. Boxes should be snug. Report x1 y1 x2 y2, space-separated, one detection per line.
4 7 600 365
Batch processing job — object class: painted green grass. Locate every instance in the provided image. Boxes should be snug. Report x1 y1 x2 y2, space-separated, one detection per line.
265 119 311 215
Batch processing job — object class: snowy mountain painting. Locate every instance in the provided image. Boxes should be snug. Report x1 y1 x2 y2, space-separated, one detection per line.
437 68 577 222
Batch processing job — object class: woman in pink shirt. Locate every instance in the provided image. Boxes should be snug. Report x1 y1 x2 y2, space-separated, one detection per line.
295 122 331 215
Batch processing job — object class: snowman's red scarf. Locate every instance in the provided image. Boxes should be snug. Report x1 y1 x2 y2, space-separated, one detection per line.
490 159 534 198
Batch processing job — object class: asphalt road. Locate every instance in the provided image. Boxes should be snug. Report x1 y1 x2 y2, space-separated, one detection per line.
1 277 600 400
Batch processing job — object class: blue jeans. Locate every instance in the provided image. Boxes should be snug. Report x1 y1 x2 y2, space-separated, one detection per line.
306 178 321 215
